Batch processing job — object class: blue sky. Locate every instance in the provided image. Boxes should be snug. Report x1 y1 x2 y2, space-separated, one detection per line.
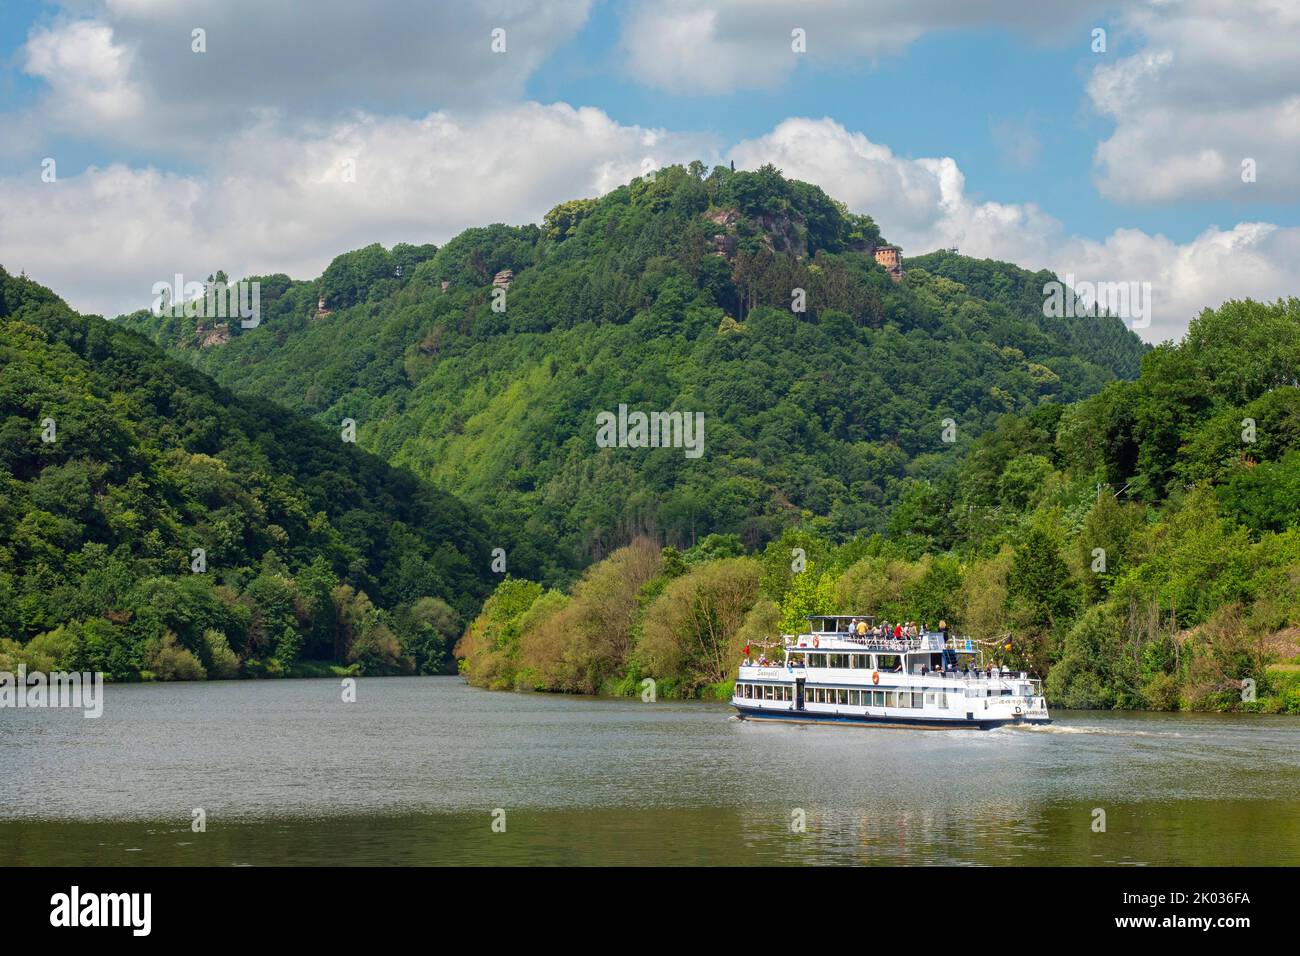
1 0 1297 339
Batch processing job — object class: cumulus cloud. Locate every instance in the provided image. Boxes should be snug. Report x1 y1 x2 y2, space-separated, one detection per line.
620 0 1107 93
7 109 1291 343
728 118 1064 264
12 0 594 152
1089 0 1300 203
23 19 146 130
3 1 1295 344
0 104 714 317
728 118 1300 342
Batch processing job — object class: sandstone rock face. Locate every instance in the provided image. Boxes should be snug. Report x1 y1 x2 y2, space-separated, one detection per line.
196 323 231 347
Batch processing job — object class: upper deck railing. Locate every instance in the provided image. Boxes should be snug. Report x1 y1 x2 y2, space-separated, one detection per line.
739 657 1042 690
784 631 966 652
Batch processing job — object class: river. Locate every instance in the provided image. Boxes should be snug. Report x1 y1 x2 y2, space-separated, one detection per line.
2 676 1296 865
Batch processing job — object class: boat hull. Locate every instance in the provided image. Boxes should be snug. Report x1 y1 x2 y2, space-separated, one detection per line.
733 704 1050 731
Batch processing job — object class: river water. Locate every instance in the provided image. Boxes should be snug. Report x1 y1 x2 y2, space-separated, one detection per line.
2 676 1296 865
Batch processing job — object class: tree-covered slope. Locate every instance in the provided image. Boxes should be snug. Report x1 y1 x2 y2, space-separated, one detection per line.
128 163 1148 587
461 297 1300 713
0 266 493 680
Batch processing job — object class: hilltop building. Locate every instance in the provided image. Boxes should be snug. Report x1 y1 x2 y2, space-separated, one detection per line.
874 245 904 282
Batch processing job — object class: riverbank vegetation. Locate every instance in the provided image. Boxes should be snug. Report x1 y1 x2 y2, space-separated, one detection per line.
0 266 491 681
5 164 1297 711
459 297 1300 713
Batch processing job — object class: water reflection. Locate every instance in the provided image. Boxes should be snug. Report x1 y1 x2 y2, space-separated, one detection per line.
1 677 1297 865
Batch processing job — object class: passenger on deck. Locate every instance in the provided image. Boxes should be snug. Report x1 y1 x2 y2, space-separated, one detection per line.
856 619 868 637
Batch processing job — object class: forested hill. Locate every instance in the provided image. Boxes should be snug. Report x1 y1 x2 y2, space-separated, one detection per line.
0 266 493 680
126 163 1148 588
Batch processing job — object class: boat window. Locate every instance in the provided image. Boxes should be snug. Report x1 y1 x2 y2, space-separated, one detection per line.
886 691 897 707
873 690 884 707
925 693 936 706
877 655 900 672
837 688 847 705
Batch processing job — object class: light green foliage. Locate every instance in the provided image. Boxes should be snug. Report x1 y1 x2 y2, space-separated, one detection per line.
202 629 240 679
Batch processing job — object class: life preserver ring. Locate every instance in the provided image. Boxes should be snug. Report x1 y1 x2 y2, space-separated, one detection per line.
813 637 819 648
871 671 880 685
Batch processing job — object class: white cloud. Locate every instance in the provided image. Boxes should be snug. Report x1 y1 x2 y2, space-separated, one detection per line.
728 117 1300 342
620 0 1106 93
0 104 714 317
6 109 1290 344
728 118 1064 264
13 1 594 152
23 19 145 130
1089 0 1300 203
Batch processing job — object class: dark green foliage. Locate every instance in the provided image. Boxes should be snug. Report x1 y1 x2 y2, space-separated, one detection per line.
127 164 1147 589
0 265 492 679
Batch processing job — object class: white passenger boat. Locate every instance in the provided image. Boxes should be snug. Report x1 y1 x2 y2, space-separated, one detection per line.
732 615 1050 730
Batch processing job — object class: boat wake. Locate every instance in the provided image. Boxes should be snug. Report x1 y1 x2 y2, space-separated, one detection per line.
1006 723 1184 739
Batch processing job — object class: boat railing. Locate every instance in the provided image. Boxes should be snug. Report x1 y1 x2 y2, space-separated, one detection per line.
787 633 924 652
